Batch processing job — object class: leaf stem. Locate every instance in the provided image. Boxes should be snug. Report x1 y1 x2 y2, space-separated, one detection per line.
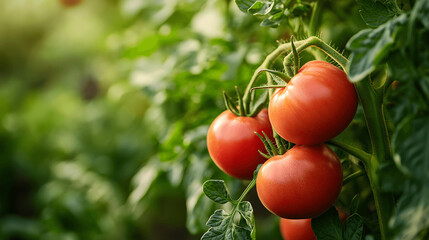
327 139 371 164
343 170 365 186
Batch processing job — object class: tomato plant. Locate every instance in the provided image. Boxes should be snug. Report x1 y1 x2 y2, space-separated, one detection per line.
256 144 343 219
207 109 273 179
269 60 358 145
280 218 316 240
4 0 429 240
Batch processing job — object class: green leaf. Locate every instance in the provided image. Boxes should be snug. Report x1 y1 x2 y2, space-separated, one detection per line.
260 12 283 27
203 180 233 204
202 208 253 240
185 155 216 234
346 14 407 82
344 214 364 240
414 0 429 28
237 201 256 239
248 1 275 16
202 209 232 240
311 207 343 240
235 0 257 13
390 116 429 240
350 195 360 214
357 0 398 27
290 3 311 17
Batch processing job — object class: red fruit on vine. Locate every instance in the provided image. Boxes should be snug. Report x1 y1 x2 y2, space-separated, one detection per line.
280 218 316 240
207 109 273 180
256 144 343 219
279 208 348 240
269 60 358 145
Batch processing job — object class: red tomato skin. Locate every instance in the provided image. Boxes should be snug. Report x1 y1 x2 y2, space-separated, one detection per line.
256 144 343 218
280 218 316 240
207 109 273 180
269 60 358 145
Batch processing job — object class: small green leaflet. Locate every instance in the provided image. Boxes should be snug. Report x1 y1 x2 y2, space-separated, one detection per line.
312 207 343 240
202 180 256 240
390 116 429 240
203 180 233 204
235 0 258 13
201 203 255 240
344 214 364 240
312 207 364 240
346 14 407 82
357 0 398 27
235 0 275 16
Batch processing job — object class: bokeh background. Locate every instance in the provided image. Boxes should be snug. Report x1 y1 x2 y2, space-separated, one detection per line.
0 0 363 239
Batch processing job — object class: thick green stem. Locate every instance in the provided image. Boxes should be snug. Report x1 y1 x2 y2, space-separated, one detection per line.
354 79 394 240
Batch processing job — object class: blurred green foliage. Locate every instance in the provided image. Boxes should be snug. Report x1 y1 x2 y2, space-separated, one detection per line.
0 0 381 239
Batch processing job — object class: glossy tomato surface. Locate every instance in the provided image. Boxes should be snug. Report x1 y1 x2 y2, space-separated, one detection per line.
269 60 358 145
256 144 342 218
207 109 273 180
280 218 316 240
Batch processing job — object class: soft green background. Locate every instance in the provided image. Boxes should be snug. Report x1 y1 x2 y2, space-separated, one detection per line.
0 0 373 239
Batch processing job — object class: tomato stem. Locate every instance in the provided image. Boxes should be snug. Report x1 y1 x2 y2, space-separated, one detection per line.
250 85 287 93
243 40 307 111
290 36 300 76
256 69 291 83
354 78 394 240
342 170 365 186
235 86 246 116
327 140 371 164
223 91 240 116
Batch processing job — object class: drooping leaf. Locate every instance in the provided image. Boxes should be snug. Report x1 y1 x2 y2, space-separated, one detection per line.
235 0 258 13
344 214 364 240
346 14 407 82
202 209 232 240
203 180 233 204
237 201 256 239
357 0 398 27
414 0 429 28
311 207 343 240
248 1 275 16
390 116 429 240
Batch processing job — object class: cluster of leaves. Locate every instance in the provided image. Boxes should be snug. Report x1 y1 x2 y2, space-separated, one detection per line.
235 0 314 28
202 180 255 240
345 0 429 239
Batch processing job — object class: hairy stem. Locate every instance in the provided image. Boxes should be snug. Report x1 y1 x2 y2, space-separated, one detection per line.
243 40 306 110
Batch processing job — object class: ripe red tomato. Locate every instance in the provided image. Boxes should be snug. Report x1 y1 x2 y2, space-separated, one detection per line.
280 218 316 240
256 144 342 218
207 109 273 180
279 208 348 240
269 60 357 145
60 0 82 7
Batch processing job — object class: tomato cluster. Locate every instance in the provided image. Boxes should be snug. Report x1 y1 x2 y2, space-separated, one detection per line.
207 60 357 237
207 109 273 180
